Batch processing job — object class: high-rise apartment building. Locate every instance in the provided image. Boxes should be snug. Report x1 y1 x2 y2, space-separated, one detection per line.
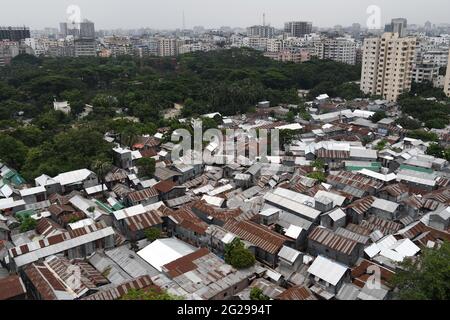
158 38 178 57
0 26 30 41
313 37 357 65
247 25 275 38
284 21 312 37
74 39 96 57
385 18 408 37
80 20 95 39
444 50 450 97
360 32 417 102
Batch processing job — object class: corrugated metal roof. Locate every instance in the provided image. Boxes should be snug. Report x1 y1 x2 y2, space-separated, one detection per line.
223 219 288 255
307 255 348 286
308 227 358 255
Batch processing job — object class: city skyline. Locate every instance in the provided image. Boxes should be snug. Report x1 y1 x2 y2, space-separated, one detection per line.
1 0 450 30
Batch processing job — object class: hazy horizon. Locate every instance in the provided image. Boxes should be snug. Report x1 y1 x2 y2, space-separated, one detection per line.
1 0 450 30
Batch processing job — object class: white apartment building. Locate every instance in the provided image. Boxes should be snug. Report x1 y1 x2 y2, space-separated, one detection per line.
360 32 417 102
266 39 284 52
158 38 178 57
244 37 268 51
422 50 449 68
313 37 357 65
412 62 440 84
445 50 450 97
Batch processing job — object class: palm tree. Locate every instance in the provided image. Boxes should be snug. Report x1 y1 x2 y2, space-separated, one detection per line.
92 159 112 194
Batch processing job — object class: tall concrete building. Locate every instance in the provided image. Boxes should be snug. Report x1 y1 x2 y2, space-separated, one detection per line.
80 20 95 39
158 38 178 57
247 25 275 38
313 37 357 65
385 18 408 37
0 26 30 41
444 50 450 97
74 39 96 57
284 21 312 37
360 32 417 102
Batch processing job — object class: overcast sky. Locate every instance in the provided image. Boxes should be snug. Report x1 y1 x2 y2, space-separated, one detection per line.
1 0 450 30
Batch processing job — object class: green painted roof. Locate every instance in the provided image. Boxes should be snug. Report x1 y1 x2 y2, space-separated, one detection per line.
94 200 114 214
15 209 36 219
346 162 382 172
3 170 26 186
399 165 433 174
112 202 125 211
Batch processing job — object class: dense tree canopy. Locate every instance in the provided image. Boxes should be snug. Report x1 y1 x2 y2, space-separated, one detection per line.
224 238 256 269
0 50 362 181
390 241 450 300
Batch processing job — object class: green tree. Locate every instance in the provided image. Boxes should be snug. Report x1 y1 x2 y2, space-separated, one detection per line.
20 217 37 232
136 158 156 178
224 238 256 269
144 227 161 242
250 287 270 301
0 134 28 169
370 111 387 123
375 139 388 151
121 288 182 300
92 159 112 193
426 143 445 159
390 241 450 300
307 171 327 183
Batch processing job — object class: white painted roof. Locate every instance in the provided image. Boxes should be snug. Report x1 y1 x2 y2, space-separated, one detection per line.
53 169 94 186
307 255 348 286
84 184 107 195
314 190 346 207
284 225 303 239
137 238 196 272
113 204 147 221
0 198 25 210
275 123 303 131
19 186 46 197
371 198 399 213
359 169 397 182
68 218 95 230
201 195 224 207
327 208 346 221
278 245 301 263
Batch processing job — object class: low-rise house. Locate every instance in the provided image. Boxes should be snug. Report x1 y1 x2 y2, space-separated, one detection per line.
158 248 260 300
378 183 409 202
0 198 26 215
82 276 157 300
307 255 350 299
0 275 27 300
276 285 316 300
154 167 182 183
163 207 209 247
191 200 241 226
22 255 108 300
19 186 47 205
48 203 86 228
307 226 363 266
223 219 290 267
8 221 115 271
428 206 450 231
276 245 304 281
137 237 197 272
52 169 98 193
126 187 159 207
0 221 9 241
154 180 186 200
320 208 347 231
119 209 163 241
370 198 400 221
